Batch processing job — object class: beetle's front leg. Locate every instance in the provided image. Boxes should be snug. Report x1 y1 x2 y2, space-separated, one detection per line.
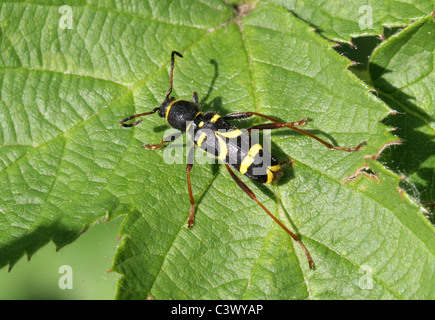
143 131 183 150
192 91 199 104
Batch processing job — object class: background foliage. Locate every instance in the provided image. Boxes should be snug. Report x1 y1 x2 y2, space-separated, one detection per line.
0 0 434 299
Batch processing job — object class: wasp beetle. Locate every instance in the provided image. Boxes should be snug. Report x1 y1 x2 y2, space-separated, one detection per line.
120 51 366 269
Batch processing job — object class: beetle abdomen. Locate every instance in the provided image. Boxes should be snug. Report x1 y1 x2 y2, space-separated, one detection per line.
192 112 283 184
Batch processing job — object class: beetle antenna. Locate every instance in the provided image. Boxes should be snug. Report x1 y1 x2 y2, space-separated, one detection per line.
165 51 183 99
119 107 159 127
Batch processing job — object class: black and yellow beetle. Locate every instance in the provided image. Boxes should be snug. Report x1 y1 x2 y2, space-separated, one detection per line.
120 51 366 269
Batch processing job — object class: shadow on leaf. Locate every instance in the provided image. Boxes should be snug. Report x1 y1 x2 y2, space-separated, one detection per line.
370 63 435 222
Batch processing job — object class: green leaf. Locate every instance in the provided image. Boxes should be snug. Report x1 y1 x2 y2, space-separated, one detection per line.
369 14 435 220
110 4 434 299
1 1 434 300
264 0 434 42
0 0 232 268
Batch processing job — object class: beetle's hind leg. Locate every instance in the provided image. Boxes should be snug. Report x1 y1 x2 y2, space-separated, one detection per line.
223 111 310 127
224 164 314 270
249 122 366 152
223 111 365 152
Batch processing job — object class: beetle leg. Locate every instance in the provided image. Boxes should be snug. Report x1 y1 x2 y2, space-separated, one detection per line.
248 122 366 152
224 163 314 270
143 131 183 150
192 91 199 104
186 163 195 229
